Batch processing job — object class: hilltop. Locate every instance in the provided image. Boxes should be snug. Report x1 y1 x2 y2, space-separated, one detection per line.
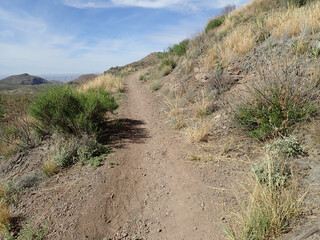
0 73 64 94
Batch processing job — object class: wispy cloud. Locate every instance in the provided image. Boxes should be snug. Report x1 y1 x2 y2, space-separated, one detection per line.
62 0 246 10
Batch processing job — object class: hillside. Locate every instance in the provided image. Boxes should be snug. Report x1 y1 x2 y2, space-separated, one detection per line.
0 73 64 94
1 73 49 85
0 0 319 239
68 74 98 85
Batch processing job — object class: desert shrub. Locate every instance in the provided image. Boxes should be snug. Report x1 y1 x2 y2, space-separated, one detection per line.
53 135 109 168
139 72 150 82
150 80 162 92
288 0 309 7
29 86 118 136
225 157 303 240
159 58 176 70
0 95 35 158
169 39 189 56
42 158 60 176
234 58 319 140
264 136 305 159
18 222 48 240
160 65 174 76
205 15 225 33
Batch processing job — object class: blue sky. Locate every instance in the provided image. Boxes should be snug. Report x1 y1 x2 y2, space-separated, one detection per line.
0 0 249 75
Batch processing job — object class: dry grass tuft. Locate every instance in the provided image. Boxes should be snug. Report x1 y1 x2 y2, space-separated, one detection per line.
78 74 124 93
266 1 320 39
0 202 10 234
224 158 304 240
184 121 210 143
224 24 257 56
42 158 60 176
193 92 211 118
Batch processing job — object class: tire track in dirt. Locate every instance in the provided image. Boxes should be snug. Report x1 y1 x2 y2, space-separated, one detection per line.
73 71 227 239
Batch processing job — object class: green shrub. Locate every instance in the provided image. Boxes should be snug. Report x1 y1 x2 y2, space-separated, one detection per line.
169 39 189 56
205 15 225 33
234 59 318 140
264 136 306 159
288 0 309 7
53 135 109 168
159 59 176 71
29 86 118 136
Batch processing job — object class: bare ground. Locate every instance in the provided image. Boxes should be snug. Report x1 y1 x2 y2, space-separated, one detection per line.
13 71 249 239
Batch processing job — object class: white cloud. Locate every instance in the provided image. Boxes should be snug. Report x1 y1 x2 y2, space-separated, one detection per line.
62 0 247 10
0 7 157 74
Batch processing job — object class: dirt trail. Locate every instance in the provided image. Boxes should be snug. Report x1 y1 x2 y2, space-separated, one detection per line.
70 71 227 239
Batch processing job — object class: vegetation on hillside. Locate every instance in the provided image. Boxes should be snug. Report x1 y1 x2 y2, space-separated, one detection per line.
132 0 320 238
0 73 124 238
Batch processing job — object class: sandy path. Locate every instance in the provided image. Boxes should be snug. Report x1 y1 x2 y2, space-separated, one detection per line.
72 71 226 239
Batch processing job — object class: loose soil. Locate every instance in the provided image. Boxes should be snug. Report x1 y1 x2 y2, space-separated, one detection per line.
12 71 249 239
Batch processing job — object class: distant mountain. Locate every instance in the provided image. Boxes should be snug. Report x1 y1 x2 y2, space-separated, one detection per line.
0 73 65 86
68 74 97 85
1 73 49 85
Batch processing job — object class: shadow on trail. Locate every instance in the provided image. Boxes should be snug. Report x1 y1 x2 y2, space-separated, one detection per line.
99 118 150 148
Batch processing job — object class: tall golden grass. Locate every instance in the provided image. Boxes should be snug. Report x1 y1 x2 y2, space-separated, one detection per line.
266 1 320 39
78 74 124 93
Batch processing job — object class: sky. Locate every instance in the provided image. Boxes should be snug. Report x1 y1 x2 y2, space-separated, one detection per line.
0 0 249 75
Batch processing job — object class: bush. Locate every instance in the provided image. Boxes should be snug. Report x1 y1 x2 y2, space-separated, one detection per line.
169 39 189 56
288 0 309 7
0 95 35 157
159 59 176 71
205 15 225 33
29 86 118 136
234 58 319 140
53 135 109 168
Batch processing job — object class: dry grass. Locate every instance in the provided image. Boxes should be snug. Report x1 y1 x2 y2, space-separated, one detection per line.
164 95 187 129
266 1 320 39
0 202 10 228
164 95 184 117
193 92 211 118
78 74 124 93
225 157 304 240
206 23 257 68
184 121 210 143
224 24 257 55
42 158 60 176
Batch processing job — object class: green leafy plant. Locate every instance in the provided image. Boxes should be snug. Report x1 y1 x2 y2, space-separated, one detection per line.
205 15 225 33
168 39 189 56
264 136 306 159
53 135 109 168
18 222 48 240
29 86 118 137
234 58 318 140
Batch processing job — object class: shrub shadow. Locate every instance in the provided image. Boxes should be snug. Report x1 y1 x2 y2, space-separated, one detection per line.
99 118 149 148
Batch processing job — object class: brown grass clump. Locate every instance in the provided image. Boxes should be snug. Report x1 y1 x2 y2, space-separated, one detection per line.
224 157 304 240
193 92 211 118
42 158 60 176
0 202 10 235
266 1 320 39
78 74 124 93
184 121 210 143
224 24 257 55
